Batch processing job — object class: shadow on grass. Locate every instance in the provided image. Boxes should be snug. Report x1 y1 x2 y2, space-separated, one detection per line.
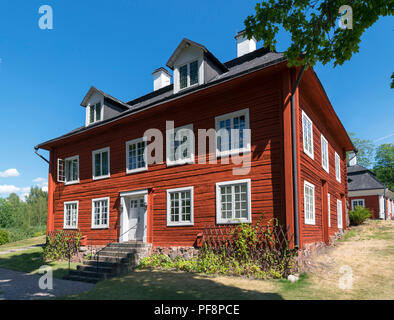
64 270 283 300
0 248 74 279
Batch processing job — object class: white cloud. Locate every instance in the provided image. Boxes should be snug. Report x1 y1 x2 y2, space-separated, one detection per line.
0 185 21 194
32 177 48 193
0 168 20 178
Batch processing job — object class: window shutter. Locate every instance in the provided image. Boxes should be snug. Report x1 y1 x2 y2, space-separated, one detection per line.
57 158 65 183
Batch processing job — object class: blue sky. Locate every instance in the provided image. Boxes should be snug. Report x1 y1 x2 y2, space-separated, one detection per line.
0 0 393 198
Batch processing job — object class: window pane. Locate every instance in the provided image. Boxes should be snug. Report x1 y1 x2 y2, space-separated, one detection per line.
179 65 188 89
101 151 109 175
189 61 198 85
95 103 102 121
89 106 95 123
95 153 101 177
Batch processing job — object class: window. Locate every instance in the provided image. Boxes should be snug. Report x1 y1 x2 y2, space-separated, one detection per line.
126 138 147 174
92 147 110 180
166 124 194 166
216 179 251 224
88 102 102 124
215 108 251 157
304 181 315 225
166 187 194 226
64 156 79 184
302 111 314 159
351 199 365 210
321 135 329 173
337 199 343 229
64 201 78 229
179 60 199 90
91 197 109 229
328 194 331 227
335 152 341 182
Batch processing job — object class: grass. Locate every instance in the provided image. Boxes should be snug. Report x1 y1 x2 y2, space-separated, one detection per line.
0 247 78 279
0 235 46 252
63 220 394 300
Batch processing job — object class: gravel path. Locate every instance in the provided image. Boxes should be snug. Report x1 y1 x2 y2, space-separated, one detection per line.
0 267 94 300
0 244 43 255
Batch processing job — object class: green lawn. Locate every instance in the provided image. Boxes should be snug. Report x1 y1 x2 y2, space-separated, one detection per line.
0 235 45 252
0 247 78 279
64 220 394 300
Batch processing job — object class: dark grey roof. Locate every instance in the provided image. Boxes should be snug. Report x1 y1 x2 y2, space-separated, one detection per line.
347 165 385 191
36 47 285 149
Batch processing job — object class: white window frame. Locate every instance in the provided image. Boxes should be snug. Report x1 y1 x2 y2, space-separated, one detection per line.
166 186 194 227
302 111 314 160
335 152 341 183
64 155 79 185
63 201 79 230
351 199 365 210
92 147 110 180
178 59 200 91
337 199 343 229
216 179 252 225
126 137 148 174
87 101 104 125
304 181 316 225
166 123 195 166
328 193 331 228
321 134 329 173
215 108 251 158
91 197 110 229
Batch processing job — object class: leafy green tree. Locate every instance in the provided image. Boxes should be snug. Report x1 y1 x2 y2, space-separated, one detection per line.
373 143 394 190
347 132 375 168
0 199 14 228
25 186 48 227
244 0 394 87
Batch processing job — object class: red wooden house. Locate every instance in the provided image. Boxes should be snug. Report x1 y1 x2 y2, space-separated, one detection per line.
348 160 394 220
35 32 354 250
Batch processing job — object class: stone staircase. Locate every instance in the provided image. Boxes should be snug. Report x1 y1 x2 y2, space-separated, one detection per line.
65 241 151 283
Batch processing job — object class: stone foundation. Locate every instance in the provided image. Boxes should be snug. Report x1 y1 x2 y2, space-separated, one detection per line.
295 229 345 272
152 246 199 260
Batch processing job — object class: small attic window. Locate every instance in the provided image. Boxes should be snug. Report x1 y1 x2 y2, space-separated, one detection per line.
179 60 199 90
88 102 102 125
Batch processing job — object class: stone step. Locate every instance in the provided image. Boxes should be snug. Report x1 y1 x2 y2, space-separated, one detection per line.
108 242 151 249
98 247 142 254
69 269 110 280
77 264 115 274
83 259 130 269
87 255 135 264
65 274 100 284
94 250 137 259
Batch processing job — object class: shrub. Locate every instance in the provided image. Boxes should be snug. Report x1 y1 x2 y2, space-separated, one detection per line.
43 230 81 261
349 206 371 225
0 230 10 245
138 216 297 279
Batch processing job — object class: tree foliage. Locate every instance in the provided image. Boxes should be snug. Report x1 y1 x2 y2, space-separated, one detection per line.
348 132 375 168
373 143 394 190
0 187 47 242
244 0 394 86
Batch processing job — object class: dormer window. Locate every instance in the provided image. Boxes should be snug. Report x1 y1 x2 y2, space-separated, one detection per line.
179 60 199 90
89 102 102 125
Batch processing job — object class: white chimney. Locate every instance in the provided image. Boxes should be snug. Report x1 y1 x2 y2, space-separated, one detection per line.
235 30 257 57
152 68 171 91
348 151 357 166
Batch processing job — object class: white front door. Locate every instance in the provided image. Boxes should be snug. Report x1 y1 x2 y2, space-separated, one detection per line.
128 197 145 241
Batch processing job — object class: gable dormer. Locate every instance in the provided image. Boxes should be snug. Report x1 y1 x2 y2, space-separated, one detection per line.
166 38 227 94
81 87 130 126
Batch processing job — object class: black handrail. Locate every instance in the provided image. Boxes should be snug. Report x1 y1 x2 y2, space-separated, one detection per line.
94 222 139 273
